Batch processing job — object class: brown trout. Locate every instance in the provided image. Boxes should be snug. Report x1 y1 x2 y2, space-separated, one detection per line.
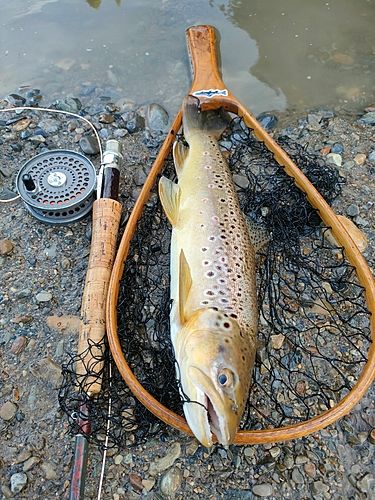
159 96 265 447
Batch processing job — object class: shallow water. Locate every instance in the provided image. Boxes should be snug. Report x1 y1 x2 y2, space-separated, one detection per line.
1 0 374 115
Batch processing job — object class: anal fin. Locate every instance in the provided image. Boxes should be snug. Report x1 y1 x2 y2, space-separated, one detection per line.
179 250 192 325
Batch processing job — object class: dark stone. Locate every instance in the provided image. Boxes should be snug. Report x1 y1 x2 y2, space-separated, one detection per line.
10 143 22 152
5 94 26 106
256 113 278 131
37 119 60 134
346 204 360 217
53 97 82 113
79 135 100 155
145 103 169 131
120 111 145 134
99 128 110 140
331 143 344 154
357 112 375 125
79 85 96 97
142 129 163 148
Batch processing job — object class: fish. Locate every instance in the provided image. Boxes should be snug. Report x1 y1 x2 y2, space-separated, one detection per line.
158 95 266 447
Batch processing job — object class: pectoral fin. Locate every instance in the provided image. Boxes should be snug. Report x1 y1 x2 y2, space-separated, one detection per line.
158 176 180 226
246 217 269 252
179 250 192 325
173 141 189 176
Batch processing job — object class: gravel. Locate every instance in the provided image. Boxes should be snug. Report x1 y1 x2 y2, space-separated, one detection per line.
0 91 374 499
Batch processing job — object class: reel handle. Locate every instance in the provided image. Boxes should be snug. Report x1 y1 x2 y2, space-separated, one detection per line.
76 198 122 395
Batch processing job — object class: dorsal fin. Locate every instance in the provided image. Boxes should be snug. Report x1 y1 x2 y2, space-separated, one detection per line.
179 250 192 325
158 176 180 226
173 141 189 176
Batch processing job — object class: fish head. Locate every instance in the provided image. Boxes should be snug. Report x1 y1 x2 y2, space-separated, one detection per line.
175 308 254 448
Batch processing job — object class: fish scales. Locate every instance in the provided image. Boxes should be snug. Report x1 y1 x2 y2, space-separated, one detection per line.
158 96 259 447
176 136 258 340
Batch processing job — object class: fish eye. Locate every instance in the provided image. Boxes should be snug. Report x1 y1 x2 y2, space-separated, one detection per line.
218 368 234 387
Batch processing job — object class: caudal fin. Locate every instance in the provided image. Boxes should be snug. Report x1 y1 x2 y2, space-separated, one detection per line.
183 95 229 141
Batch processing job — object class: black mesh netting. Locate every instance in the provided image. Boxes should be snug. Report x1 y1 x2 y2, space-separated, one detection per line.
59 117 371 447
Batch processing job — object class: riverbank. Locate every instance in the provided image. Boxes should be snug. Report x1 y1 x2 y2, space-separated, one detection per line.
0 90 374 499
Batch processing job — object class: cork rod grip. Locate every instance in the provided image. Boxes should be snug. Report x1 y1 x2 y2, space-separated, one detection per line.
76 198 122 396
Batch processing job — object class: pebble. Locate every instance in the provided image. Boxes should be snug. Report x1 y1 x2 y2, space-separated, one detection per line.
10 473 28 494
41 461 57 480
12 118 32 132
146 103 169 131
354 153 366 165
113 128 128 138
10 336 27 354
79 134 100 155
1 485 12 498
326 153 342 166
160 467 183 497
233 173 250 189
185 439 199 455
257 113 278 131
291 467 304 484
358 111 375 125
304 461 317 478
312 480 330 495
252 483 273 497
121 111 145 133
114 454 123 465
270 334 285 350
53 97 82 113
142 478 155 491
269 447 281 458
0 401 17 421
0 238 14 255
346 204 360 217
38 119 60 134
148 442 181 476
283 454 294 470
35 291 53 302
23 456 40 472
129 473 143 492
14 449 32 464
368 150 375 163
357 473 375 494
44 244 57 259
115 97 136 112
331 143 344 154
133 168 148 187
11 315 33 324
99 112 114 124
5 94 26 106
306 113 322 131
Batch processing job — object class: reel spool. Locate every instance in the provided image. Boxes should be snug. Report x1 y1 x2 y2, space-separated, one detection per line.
16 150 97 224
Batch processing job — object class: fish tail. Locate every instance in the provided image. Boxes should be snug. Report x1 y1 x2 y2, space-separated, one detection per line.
183 95 229 141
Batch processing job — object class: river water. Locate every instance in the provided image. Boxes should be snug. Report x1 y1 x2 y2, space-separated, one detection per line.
1 0 374 115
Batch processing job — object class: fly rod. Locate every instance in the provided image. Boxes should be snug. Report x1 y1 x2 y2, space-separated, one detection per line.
70 139 123 500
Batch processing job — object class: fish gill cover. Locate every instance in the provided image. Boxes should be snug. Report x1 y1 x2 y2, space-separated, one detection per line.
59 117 370 447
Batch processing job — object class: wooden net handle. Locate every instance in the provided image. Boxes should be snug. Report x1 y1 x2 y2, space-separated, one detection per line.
76 198 122 396
186 25 226 93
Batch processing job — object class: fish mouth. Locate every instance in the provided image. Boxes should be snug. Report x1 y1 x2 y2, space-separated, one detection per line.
183 366 237 447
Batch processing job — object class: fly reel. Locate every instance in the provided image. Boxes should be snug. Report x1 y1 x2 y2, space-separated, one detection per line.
16 150 97 224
